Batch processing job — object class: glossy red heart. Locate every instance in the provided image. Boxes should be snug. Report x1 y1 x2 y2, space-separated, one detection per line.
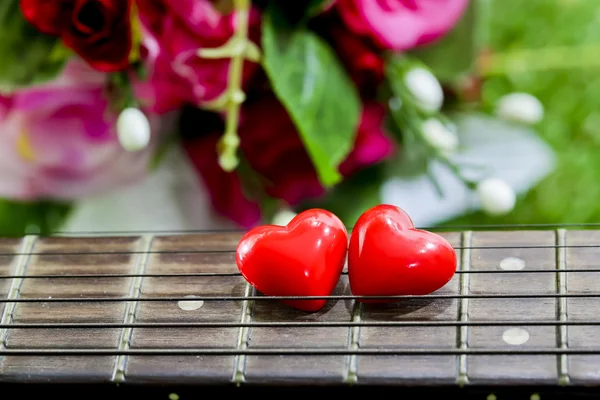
348 204 456 303
236 209 348 312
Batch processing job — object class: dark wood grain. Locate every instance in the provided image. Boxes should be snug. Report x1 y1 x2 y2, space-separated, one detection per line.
357 232 461 385
245 276 353 384
1 229 600 387
1 236 141 382
126 234 243 383
565 230 600 384
468 231 558 384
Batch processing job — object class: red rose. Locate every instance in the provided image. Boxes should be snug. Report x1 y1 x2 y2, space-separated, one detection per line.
20 0 133 72
327 21 384 99
239 95 395 199
309 10 384 99
182 95 395 228
184 132 263 229
180 108 262 228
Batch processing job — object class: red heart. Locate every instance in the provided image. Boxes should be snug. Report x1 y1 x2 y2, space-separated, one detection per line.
348 204 456 303
236 209 348 312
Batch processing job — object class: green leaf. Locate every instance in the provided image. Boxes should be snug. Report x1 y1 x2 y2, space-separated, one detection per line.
0 199 72 237
0 0 70 92
306 0 336 17
410 0 477 82
261 4 361 187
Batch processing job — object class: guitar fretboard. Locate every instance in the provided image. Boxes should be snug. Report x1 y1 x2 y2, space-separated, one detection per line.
0 229 599 387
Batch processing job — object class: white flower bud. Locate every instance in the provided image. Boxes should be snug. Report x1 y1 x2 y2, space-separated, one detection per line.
404 67 444 113
420 118 458 155
116 107 151 152
495 92 544 125
271 209 298 226
476 178 516 216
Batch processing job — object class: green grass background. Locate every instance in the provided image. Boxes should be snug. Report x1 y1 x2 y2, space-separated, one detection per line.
442 0 600 227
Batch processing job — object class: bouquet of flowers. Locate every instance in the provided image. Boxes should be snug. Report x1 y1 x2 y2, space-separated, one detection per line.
0 0 555 235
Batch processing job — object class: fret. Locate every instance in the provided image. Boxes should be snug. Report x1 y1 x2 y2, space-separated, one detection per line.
356 232 461 385
124 234 243 383
244 275 352 383
1 236 142 382
457 230 472 386
112 234 154 382
344 301 363 384
232 283 255 384
555 229 570 385
0 236 37 357
563 230 600 383
0 238 27 318
467 231 558 384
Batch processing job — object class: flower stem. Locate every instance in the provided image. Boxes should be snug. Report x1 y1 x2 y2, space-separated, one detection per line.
218 0 251 172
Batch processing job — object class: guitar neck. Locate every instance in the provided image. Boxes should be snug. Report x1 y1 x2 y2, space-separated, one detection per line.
0 228 598 391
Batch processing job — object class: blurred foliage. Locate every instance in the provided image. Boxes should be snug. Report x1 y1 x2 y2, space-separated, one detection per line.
443 0 600 227
0 0 70 92
3 0 600 236
0 200 71 237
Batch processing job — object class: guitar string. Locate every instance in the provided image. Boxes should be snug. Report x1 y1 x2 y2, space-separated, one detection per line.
0 228 597 358
0 268 599 279
0 293 598 302
0 243 598 257
0 320 598 328
0 348 598 356
49 221 600 235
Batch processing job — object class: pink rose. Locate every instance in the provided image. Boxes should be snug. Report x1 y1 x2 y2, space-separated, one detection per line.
134 0 262 114
182 95 395 228
0 59 159 200
336 0 469 51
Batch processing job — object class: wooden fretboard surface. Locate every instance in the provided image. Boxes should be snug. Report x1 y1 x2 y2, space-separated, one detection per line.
1 228 600 387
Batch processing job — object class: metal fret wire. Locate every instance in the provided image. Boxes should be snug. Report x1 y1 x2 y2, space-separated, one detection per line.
232 283 256 384
556 229 570 385
0 235 37 354
112 235 154 382
456 231 471 386
344 301 363 384
2 227 600 386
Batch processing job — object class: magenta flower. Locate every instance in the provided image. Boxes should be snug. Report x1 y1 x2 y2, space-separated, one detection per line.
134 0 262 114
336 0 470 51
0 59 158 200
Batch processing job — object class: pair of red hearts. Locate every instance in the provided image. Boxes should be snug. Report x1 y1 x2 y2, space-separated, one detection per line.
235 204 456 312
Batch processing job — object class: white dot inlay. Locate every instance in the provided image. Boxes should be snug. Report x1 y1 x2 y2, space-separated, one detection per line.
499 256 526 270
487 395 497 400
502 327 530 345
177 295 204 311
531 394 540 400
